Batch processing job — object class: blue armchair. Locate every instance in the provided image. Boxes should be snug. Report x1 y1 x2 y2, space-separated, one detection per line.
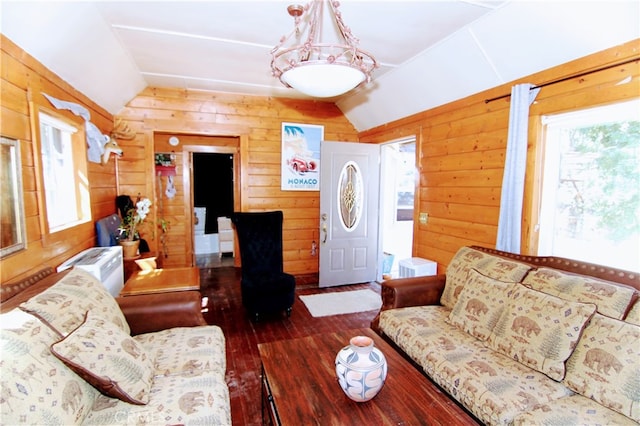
95 194 149 252
95 214 122 247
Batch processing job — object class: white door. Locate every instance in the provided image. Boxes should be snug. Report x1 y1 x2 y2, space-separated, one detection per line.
319 141 380 287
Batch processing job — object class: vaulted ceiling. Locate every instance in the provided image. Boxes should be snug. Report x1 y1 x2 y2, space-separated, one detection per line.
2 1 638 131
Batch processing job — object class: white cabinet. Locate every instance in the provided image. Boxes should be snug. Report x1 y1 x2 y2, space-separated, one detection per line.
398 257 437 278
57 247 124 296
217 216 234 258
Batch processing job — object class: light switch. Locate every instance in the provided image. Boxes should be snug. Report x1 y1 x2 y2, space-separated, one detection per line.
419 212 428 224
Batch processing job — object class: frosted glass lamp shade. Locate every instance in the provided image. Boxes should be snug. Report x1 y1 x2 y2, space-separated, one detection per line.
281 63 366 98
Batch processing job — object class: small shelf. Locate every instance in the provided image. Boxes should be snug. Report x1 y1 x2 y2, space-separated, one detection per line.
217 217 234 258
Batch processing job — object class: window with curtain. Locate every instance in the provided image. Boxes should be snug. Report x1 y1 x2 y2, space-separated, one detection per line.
538 99 640 271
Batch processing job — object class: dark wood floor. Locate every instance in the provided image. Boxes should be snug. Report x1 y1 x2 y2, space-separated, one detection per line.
199 266 382 426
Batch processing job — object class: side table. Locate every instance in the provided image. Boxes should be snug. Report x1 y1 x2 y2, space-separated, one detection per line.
120 266 200 296
123 252 161 282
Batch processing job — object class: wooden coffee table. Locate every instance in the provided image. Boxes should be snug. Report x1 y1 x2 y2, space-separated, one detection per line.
258 328 479 425
120 267 200 296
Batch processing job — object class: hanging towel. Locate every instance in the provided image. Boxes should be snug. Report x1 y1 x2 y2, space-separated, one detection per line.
165 175 176 199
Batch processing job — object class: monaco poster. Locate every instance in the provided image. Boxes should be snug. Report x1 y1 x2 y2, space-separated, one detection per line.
281 122 323 191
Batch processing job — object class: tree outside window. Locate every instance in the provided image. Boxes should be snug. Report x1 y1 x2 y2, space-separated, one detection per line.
539 99 640 272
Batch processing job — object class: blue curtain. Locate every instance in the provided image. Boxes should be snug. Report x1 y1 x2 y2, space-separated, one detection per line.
496 84 540 253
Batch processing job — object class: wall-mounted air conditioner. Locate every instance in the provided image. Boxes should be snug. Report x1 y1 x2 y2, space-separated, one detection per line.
57 246 124 297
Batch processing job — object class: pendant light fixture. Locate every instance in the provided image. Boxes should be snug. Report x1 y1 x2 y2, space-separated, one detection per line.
271 0 377 98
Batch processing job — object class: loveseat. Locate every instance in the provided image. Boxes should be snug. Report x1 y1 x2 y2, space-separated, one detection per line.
1 267 231 425
373 246 640 425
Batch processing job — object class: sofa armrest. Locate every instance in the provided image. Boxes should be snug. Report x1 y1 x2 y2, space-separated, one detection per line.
116 291 207 335
371 274 447 332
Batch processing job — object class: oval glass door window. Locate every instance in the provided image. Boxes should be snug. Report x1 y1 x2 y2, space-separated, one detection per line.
337 161 363 231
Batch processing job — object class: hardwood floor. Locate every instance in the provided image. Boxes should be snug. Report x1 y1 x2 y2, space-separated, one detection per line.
199 266 382 426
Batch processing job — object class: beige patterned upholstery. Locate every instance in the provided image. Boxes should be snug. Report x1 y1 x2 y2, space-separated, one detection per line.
625 298 640 325
51 311 155 405
522 267 637 320
487 285 596 381
565 313 640 422
134 326 227 378
20 268 130 335
83 373 231 425
441 247 532 309
84 326 231 426
448 268 517 341
3 267 231 426
379 306 572 425
512 393 639 426
1 309 99 425
378 246 640 425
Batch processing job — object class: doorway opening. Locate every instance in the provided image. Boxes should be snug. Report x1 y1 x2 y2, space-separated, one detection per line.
193 152 235 268
379 137 416 279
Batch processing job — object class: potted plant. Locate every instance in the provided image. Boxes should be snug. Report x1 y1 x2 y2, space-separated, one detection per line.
158 217 170 259
118 197 152 259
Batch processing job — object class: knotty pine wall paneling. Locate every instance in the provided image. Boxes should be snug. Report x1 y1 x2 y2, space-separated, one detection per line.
149 133 240 268
1 35 116 283
3 31 635 283
115 88 359 275
359 39 640 273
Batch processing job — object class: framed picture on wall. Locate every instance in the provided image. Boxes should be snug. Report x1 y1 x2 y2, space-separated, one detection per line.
281 122 323 191
1 136 26 258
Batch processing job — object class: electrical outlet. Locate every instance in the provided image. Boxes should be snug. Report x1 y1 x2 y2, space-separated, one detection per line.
419 212 428 224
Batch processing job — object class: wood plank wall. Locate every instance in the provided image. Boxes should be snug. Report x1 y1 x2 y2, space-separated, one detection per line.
115 88 359 274
2 32 637 284
152 132 240 268
1 35 116 283
359 39 639 273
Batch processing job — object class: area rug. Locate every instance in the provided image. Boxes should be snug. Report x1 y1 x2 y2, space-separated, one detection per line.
299 289 382 317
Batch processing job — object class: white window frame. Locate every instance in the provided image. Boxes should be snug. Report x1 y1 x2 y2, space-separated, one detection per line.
39 112 85 231
33 106 92 240
538 99 640 271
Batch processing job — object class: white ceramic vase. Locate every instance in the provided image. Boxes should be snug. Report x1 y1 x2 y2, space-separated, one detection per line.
335 335 387 402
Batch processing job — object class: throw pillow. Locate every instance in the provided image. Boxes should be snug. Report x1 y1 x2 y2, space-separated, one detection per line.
522 268 637 320
1 309 99 424
441 247 532 309
487 284 597 381
565 313 640 422
50 311 154 405
447 268 517 341
625 299 640 326
20 268 130 336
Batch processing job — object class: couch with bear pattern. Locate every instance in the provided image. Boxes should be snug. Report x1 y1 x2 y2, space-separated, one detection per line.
373 246 640 425
1 267 230 425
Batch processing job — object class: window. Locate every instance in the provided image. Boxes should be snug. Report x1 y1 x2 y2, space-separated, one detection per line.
38 111 91 233
538 99 640 271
